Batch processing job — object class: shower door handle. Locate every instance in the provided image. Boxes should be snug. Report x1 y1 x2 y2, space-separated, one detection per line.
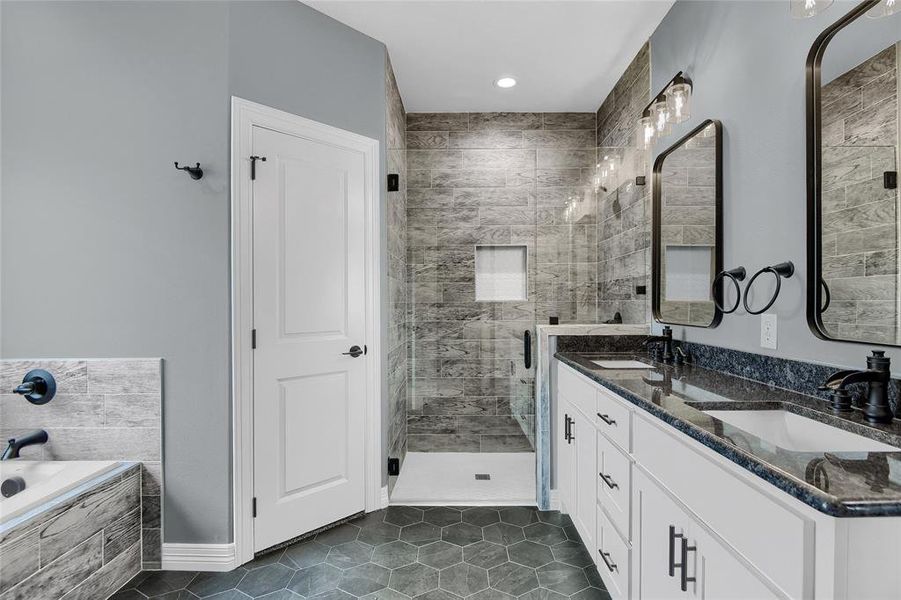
523 330 532 369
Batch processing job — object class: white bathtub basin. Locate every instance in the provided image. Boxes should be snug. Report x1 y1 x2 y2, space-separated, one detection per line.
705 409 899 453
0 460 120 524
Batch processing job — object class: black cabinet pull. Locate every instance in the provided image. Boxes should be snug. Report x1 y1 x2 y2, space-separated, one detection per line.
568 417 575 443
564 414 572 443
599 472 618 490
597 412 616 426
523 330 532 369
680 536 697 591
598 549 618 573
668 526 682 577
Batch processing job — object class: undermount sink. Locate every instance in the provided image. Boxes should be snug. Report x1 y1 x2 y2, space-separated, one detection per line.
591 359 651 369
704 409 899 453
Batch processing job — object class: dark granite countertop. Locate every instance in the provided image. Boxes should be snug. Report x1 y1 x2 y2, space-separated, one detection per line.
555 351 901 517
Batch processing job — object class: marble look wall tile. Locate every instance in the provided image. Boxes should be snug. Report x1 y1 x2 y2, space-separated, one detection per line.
408 113 469 131
469 112 542 130
522 130 595 148
541 113 596 130
62 542 140 600
39 473 140 564
103 509 142 563
405 111 601 451
408 131 448 149
86 360 161 394
449 131 524 149
0 529 39 594
3 533 104 600
0 360 87 394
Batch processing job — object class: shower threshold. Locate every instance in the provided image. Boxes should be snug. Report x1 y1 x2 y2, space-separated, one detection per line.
390 452 536 506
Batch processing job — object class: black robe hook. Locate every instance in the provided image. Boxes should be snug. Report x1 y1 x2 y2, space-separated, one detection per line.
174 162 203 180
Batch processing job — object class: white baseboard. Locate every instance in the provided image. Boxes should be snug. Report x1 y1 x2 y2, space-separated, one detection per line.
549 490 561 511
380 486 390 508
162 543 239 572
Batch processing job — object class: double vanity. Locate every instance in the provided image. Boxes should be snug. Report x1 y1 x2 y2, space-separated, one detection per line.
552 350 901 600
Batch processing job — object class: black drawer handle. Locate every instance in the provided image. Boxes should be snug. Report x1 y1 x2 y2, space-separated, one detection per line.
668 525 682 577
598 549 618 573
680 537 697 591
597 412 616 426
599 472 618 490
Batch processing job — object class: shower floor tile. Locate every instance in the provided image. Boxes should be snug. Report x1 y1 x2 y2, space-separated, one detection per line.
390 452 536 506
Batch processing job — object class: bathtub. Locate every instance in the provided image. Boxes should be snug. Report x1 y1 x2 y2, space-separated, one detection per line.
0 460 121 525
0 460 142 599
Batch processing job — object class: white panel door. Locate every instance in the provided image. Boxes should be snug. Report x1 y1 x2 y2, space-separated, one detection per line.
252 124 367 551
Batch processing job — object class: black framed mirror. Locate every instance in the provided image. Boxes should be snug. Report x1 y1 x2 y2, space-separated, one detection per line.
807 0 900 346
652 119 724 328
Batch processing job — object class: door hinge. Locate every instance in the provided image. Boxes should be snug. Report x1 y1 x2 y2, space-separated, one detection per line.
251 329 257 349
252 497 257 518
250 155 267 181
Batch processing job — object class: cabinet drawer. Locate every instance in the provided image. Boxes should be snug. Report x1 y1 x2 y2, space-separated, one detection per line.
559 363 597 420
597 431 631 540
633 414 811 599
595 387 632 452
596 504 630 600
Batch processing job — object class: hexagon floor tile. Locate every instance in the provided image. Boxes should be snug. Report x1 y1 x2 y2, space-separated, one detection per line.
111 507 611 600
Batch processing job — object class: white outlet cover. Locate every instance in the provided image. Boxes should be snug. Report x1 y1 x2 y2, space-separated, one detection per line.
760 313 778 350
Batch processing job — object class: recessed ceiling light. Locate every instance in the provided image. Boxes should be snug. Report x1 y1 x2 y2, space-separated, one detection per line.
495 77 517 89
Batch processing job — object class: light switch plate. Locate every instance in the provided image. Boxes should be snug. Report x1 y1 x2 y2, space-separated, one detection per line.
761 313 778 349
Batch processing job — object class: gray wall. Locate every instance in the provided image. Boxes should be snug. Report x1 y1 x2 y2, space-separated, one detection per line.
1 0 387 544
650 0 901 372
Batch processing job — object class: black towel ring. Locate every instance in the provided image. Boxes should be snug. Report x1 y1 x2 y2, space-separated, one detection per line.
711 267 746 314
743 261 795 315
820 278 831 313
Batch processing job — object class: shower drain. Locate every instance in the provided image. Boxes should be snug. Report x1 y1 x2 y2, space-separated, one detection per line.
475 474 491 480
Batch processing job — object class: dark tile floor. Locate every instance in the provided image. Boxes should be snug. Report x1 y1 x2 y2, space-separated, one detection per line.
112 506 611 600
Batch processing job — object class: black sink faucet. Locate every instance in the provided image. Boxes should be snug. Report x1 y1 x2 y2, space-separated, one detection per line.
645 326 675 363
1 430 49 460
820 351 893 424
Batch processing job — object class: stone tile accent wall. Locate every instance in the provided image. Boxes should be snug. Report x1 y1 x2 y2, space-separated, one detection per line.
659 129 717 326
596 43 652 324
386 55 408 472
821 43 900 345
405 112 596 452
0 463 142 599
0 359 162 569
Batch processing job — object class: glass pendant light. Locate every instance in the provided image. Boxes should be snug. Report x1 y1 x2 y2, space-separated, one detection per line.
790 0 833 18
867 0 898 18
651 98 671 136
637 113 655 150
666 79 691 124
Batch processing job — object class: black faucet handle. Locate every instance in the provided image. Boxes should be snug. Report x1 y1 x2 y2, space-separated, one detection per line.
826 388 854 413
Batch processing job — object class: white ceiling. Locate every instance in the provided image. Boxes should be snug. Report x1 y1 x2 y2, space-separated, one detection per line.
305 1 674 113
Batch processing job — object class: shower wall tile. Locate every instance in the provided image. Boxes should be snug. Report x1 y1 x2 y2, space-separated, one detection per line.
405 112 596 451
386 55 409 474
0 358 161 569
596 42 652 325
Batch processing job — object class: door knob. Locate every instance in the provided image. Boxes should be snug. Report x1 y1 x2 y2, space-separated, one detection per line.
342 345 364 358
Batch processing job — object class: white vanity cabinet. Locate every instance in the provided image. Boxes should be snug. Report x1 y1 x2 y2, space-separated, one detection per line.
554 361 901 600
